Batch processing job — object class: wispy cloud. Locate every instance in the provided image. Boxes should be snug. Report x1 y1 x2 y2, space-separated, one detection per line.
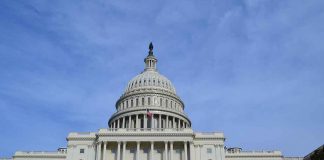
0 0 323 157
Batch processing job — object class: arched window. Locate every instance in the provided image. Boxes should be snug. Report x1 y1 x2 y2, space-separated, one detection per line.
160 98 162 106
142 98 145 106
131 99 133 107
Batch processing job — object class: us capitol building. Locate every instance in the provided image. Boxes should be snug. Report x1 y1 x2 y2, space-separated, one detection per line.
8 43 300 160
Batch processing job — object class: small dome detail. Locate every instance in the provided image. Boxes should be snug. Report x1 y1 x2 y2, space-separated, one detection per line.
123 42 176 95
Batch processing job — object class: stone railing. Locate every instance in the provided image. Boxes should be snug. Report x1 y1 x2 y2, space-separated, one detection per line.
225 150 282 157
98 128 194 133
14 151 67 158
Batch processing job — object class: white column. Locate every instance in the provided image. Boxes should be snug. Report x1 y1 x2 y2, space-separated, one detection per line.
184 142 188 160
123 141 127 160
103 142 106 160
194 145 198 160
150 141 154 160
170 142 173 160
144 114 147 128
166 116 169 128
178 119 180 128
159 114 162 129
199 145 202 160
182 121 185 128
98 142 102 160
122 117 125 128
96 142 101 160
189 142 194 160
117 119 120 128
117 142 121 160
136 114 139 129
172 117 175 128
151 114 154 128
136 141 140 160
164 141 168 160
129 116 132 128
220 145 225 160
214 145 219 160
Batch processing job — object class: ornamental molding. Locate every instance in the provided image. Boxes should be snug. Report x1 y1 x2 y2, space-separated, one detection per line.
97 132 194 137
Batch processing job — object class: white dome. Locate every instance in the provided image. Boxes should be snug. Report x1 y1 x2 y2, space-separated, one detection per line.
125 70 176 94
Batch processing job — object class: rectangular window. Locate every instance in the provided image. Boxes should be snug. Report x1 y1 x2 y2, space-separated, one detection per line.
80 149 85 153
207 148 212 154
148 97 151 105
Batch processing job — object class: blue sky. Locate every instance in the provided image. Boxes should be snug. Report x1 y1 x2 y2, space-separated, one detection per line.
0 0 323 157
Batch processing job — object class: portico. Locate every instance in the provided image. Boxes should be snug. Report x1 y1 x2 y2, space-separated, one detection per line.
96 140 191 160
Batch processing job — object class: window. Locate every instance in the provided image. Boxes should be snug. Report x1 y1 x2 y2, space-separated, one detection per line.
166 99 168 107
207 148 212 154
148 97 151 105
136 98 139 106
142 98 144 106
160 98 162 106
80 149 85 153
131 99 133 107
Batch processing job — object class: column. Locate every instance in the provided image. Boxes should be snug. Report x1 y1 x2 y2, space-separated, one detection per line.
150 141 154 160
220 145 225 160
214 145 219 160
117 142 121 160
159 114 162 129
199 145 202 160
189 142 194 160
136 114 139 129
129 116 132 128
117 119 120 128
166 116 169 128
136 141 140 160
151 114 154 128
184 142 188 160
172 117 175 128
96 142 102 160
170 142 173 160
182 121 185 128
122 117 125 128
178 119 180 128
103 142 106 160
144 114 147 128
164 141 168 160
194 145 198 160
122 141 127 160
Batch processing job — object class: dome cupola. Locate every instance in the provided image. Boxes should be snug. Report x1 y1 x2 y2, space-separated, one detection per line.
108 43 191 130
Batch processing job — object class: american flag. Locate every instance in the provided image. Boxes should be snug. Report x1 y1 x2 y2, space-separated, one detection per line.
146 109 152 118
